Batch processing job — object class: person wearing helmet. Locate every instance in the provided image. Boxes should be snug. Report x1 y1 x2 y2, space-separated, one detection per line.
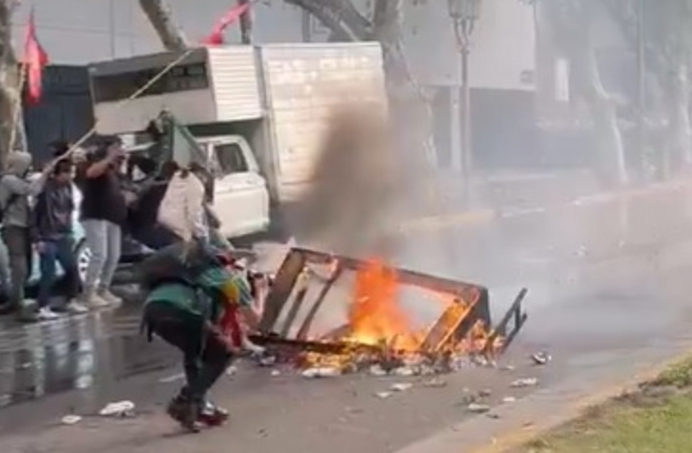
140 240 263 432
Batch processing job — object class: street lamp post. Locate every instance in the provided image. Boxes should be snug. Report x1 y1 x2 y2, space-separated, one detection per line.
448 0 481 185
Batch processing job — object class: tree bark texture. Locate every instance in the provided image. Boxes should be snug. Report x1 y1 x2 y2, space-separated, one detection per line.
138 0 189 51
0 0 26 163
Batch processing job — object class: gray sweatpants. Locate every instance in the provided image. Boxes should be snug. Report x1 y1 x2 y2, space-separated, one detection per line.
82 219 121 294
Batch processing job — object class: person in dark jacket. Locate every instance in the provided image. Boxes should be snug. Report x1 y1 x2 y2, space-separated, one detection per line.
33 157 87 319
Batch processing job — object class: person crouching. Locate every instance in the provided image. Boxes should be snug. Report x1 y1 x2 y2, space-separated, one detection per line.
140 241 262 432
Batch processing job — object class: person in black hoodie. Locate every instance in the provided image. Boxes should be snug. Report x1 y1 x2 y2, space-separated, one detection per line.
33 156 87 319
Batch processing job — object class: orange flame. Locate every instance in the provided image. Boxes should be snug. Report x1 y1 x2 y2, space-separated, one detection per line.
344 259 422 351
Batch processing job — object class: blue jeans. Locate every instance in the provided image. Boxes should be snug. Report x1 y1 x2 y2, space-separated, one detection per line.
37 236 79 308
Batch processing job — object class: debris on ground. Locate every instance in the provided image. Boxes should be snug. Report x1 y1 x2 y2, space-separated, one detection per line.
61 415 82 425
422 378 447 388
270 369 282 377
479 389 492 397
99 401 136 417
368 364 387 376
502 396 516 403
301 367 341 379
511 377 539 388
390 382 413 392
531 351 551 365
375 391 392 399
467 403 491 413
226 365 238 376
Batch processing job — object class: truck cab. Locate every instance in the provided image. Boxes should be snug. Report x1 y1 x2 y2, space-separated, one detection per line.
194 134 270 238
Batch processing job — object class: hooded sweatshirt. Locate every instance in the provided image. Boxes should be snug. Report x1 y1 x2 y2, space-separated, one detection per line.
0 151 47 228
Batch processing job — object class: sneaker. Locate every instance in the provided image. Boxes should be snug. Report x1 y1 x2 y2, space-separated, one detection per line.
65 301 89 314
36 307 60 321
81 292 110 309
198 401 229 426
166 396 202 433
97 290 123 307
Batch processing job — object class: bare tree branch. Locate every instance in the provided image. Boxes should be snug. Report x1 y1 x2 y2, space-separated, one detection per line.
237 0 253 44
138 0 189 51
283 0 371 40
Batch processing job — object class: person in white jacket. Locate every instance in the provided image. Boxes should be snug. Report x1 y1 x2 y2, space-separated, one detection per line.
157 165 206 243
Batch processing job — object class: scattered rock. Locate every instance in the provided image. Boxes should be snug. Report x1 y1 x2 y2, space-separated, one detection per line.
486 413 501 419
392 366 415 377
502 396 516 403
369 364 387 376
422 378 447 388
99 401 136 417
391 382 413 392
302 367 341 379
467 403 491 413
375 391 392 399
479 389 492 398
531 352 551 366
226 365 238 376
61 415 82 425
501 364 515 371
257 355 277 367
511 377 539 388
270 370 281 377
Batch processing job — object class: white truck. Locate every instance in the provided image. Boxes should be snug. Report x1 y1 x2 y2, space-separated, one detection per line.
88 43 389 239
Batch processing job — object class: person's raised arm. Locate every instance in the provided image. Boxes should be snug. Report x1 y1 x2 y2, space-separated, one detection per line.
85 146 120 179
3 159 57 197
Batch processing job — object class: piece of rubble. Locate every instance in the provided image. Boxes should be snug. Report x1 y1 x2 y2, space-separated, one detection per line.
531 352 551 366
301 367 341 379
375 391 392 399
423 378 447 388
391 383 413 392
502 396 516 403
270 370 281 377
369 364 387 377
226 365 238 376
61 415 82 425
467 403 491 413
501 364 515 371
479 389 492 398
511 377 539 388
392 366 415 377
99 401 136 417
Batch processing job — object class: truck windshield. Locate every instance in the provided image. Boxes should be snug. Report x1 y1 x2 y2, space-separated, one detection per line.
214 143 249 175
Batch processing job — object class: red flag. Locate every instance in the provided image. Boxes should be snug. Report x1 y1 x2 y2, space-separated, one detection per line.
23 9 48 105
201 2 251 46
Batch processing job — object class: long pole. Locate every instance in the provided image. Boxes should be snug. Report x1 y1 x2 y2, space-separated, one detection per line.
461 45 472 186
8 62 28 154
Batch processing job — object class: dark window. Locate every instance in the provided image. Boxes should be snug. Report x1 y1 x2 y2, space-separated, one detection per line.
214 143 248 175
92 62 209 102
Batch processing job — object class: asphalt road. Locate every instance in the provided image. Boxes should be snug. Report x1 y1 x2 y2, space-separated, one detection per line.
3 182 692 453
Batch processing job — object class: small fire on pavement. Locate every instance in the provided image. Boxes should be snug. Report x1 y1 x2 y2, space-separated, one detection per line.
251 247 527 377
296 259 501 375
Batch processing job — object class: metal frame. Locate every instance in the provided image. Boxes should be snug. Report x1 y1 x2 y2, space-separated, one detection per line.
254 247 528 356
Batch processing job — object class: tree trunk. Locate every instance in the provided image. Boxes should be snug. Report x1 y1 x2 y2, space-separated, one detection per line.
0 0 26 163
138 0 189 51
237 0 253 44
669 61 692 166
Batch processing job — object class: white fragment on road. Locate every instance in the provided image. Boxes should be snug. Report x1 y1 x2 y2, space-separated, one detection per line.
501 364 515 371
423 378 447 388
61 415 82 425
392 366 415 377
270 369 281 377
226 365 238 376
467 403 491 413
391 383 413 392
479 389 492 397
511 377 539 388
531 352 552 365
502 396 517 403
369 364 387 376
158 372 185 383
99 401 136 417
301 367 341 378
375 391 392 399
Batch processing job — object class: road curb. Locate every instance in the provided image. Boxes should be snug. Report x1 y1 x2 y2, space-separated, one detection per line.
393 333 692 453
